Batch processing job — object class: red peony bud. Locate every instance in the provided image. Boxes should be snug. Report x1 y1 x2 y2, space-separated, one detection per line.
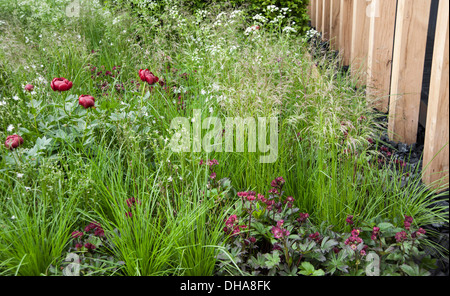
51 77 73 91
4 134 24 150
139 69 159 85
78 95 95 109
24 84 34 92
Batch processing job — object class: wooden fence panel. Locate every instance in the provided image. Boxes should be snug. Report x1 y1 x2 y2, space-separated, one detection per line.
316 0 323 32
423 0 449 190
366 0 397 112
388 0 431 144
350 0 370 86
339 0 353 66
322 0 331 40
311 0 316 27
330 0 341 50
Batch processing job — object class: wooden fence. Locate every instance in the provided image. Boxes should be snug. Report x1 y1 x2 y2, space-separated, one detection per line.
308 0 449 191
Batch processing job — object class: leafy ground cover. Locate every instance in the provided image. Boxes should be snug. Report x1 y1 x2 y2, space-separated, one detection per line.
0 0 448 276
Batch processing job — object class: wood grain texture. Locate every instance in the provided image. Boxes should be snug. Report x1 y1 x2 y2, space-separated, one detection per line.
322 0 331 40
339 0 353 66
330 0 341 49
316 0 323 32
423 0 449 190
350 0 370 86
366 0 397 112
388 0 431 144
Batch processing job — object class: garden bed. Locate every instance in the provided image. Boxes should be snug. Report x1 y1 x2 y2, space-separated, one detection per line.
0 0 448 277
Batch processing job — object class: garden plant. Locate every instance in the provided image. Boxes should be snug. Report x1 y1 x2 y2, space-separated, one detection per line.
0 0 448 277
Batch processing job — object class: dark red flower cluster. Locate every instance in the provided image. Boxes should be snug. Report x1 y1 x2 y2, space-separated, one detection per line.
395 231 407 243
284 196 294 208
309 232 322 244
84 221 105 237
200 159 219 180
237 191 257 202
270 176 285 189
223 215 247 236
344 229 363 251
371 226 380 240
125 197 140 218
71 221 105 252
411 227 426 238
346 215 354 225
403 215 413 230
297 212 309 224
271 220 290 239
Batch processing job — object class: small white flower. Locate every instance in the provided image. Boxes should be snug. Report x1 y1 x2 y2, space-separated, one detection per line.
200 89 206 95
17 173 24 178
209 107 213 113
0 100 6 106
168 176 173 182
11 215 16 220
25 187 31 191
7 124 14 132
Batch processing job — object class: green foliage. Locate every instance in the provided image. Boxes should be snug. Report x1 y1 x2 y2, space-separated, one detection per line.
0 0 447 277
215 178 441 276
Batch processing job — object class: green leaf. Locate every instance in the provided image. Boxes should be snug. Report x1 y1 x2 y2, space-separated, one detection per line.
321 237 338 251
298 261 315 275
400 264 416 276
377 222 394 231
264 251 281 269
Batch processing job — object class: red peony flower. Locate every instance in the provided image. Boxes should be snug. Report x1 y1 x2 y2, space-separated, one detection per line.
78 95 95 109
4 134 24 150
139 69 159 85
24 84 34 92
51 77 73 91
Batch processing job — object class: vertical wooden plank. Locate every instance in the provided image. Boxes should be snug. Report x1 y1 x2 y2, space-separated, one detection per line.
316 0 323 33
339 0 353 66
366 0 397 112
350 0 370 86
388 0 431 144
311 0 316 28
330 0 341 50
423 0 449 190
322 0 331 40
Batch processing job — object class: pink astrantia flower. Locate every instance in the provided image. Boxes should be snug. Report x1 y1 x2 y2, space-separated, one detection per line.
346 215 354 225
71 231 84 239
371 226 380 240
395 231 408 242
297 213 309 223
309 232 321 243
84 243 96 250
270 176 285 188
404 215 413 230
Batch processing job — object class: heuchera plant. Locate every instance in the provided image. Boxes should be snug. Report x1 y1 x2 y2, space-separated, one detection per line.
216 178 438 276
